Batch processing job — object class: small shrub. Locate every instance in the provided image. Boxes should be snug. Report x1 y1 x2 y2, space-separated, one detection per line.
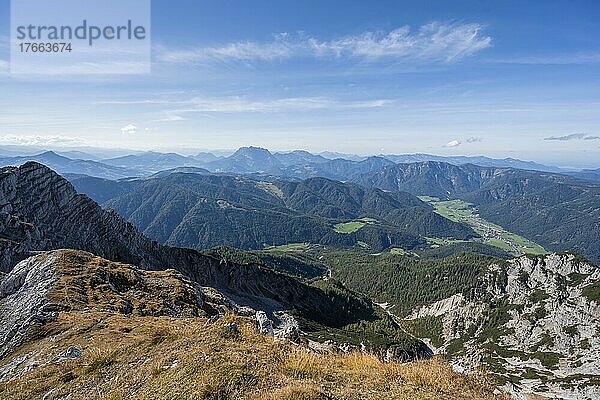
562 325 578 337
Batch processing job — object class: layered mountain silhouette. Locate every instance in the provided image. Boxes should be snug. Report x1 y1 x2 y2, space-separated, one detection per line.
0 151 140 180
2 147 581 184
102 151 208 174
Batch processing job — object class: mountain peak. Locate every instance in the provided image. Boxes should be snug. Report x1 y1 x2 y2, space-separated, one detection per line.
209 146 282 173
35 151 68 160
234 146 272 155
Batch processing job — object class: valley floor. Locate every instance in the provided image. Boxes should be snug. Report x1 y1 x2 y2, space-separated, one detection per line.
418 197 546 256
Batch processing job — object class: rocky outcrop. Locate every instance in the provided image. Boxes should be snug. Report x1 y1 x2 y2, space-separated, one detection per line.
0 253 59 356
256 311 274 335
0 212 47 271
409 293 465 319
0 163 164 271
255 310 301 342
0 250 232 356
407 253 600 400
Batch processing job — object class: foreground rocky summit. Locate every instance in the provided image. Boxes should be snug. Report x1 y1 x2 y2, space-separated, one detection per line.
0 250 231 356
0 250 505 400
407 253 600 399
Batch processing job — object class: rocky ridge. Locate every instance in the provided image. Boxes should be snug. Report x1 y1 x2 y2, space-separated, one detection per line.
0 249 463 400
0 250 240 357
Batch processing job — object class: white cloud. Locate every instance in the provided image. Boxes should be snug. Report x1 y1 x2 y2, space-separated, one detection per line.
157 22 491 64
466 136 482 143
153 96 394 122
154 114 187 123
444 139 461 147
0 134 85 146
96 99 182 105
120 124 138 135
544 133 599 141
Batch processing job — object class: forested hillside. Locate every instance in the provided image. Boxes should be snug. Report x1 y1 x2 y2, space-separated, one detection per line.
71 172 475 251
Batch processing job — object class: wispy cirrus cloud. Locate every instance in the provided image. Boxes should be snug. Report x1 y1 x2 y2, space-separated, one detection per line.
493 52 600 65
157 96 393 121
544 133 599 141
183 96 392 112
157 22 491 64
98 95 394 122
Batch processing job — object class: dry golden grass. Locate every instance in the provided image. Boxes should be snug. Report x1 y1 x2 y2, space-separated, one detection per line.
47 250 206 318
0 312 508 400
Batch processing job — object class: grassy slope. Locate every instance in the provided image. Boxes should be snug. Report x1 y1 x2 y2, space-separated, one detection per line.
334 221 367 234
0 313 506 400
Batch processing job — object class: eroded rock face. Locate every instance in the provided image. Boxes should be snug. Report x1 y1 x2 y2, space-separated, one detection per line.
0 213 47 272
0 162 166 271
407 253 600 400
0 253 59 356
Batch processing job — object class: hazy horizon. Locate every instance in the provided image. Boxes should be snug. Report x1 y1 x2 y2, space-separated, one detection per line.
0 142 596 170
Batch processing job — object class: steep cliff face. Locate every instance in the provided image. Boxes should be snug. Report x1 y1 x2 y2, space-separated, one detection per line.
408 253 600 400
0 162 377 327
0 162 165 271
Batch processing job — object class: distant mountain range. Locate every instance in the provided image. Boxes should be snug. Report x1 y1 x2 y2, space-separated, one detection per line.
102 151 209 173
0 151 140 180
567 168 600 182
2 147 595 183
6 146 590 262
379 153 564 173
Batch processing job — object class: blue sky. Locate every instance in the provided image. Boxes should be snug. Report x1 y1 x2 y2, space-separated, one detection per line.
0 0 599 167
